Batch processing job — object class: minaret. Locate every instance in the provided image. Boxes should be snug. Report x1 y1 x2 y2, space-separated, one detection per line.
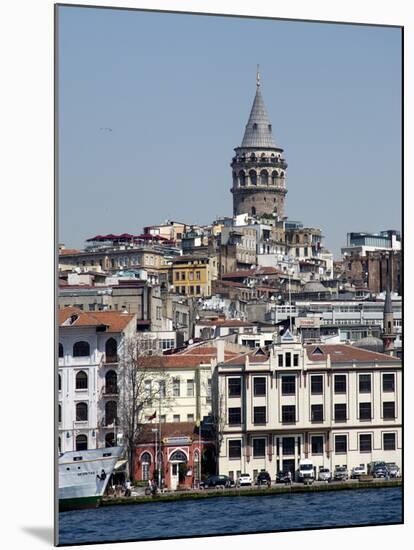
381 286 396 355
231 67 288 218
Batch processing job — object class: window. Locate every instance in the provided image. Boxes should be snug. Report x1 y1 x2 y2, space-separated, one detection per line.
359 374 371 393
228 407 241 425
383 401 396 419
173 378 180 397
175 272 179 281
187 414 194 422
160 415 166 423
228 378 241 397
334 375 347 394
229 440 242 459
253 438 266 458
75 371 88 390
335 435 347 453
141 452 151 481
282 405 296 423
58 404 62 423
105 433 115 447
359 402 372 420
73 341 90 357
187 379 194 397
59 343 64 358
311 375 323 395
75 402 88 421
105 401 117 426
383 374 395 392
181 272 186 281
76 434 88 451
281 375 296 395
249 170 257 186
207 378 212 400
285 353 291 367
88 303 96 311
173 414 180 423
282 437 295 455
334 403 347 421
311 404 324 422
196 285 201 294
158 380 166 398
278 354 283 367
253 377 266 396
293 354 299 367
105 370 117 394
383 433 396 451
253 406 266 424
311 436 324 455
260 170 268 185
58 374 61 391
144 380 152 401
196 271 201 280
359 434 372 452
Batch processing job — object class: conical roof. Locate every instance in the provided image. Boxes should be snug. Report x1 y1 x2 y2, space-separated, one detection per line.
240 72 277 149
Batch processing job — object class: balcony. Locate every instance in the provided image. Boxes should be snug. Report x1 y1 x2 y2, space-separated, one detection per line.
102 385 119 396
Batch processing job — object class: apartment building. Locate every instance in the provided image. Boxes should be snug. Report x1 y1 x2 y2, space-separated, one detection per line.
171 255 218 297
58 307 136 453
215 331 401 481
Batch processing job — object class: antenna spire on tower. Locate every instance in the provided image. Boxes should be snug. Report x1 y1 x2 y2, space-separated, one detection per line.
256 64 260 88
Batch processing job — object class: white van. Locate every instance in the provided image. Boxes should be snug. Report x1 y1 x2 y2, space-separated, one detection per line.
298 459 315 483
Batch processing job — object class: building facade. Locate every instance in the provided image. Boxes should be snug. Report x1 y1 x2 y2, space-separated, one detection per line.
215 333 401 481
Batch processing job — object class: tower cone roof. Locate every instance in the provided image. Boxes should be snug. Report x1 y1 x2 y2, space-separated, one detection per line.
240 67 278 149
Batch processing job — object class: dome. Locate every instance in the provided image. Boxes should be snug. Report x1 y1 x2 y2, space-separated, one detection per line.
353 336 384 353
303 281 327 293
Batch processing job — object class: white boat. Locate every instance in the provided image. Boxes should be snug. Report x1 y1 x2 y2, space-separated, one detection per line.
59 446 124 511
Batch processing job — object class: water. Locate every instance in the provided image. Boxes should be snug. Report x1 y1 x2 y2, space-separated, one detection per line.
59 487 402 545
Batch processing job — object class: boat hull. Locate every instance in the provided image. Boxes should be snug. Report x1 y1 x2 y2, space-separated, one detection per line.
59 495 100 512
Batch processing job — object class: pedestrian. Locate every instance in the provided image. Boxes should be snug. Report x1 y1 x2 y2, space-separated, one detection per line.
124 479 131 497
287 471 292 485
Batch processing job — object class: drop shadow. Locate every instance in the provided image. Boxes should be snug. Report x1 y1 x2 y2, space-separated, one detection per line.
21 526 54 544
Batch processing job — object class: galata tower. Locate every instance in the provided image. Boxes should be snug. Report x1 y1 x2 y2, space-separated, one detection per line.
231 68 288 218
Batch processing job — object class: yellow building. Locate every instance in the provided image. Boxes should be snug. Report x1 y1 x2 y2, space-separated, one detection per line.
172 256 218 297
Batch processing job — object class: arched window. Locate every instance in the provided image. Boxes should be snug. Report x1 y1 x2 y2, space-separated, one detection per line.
141 452 152 481
250 153 256 161
58 404 62 423
73 341 90 357
105 370 117 394
75 371 88 390
280 171 284 177
105 338 118 362
170 450 187 462
58 437 61 452
260 170 268 185
271 170 278 185
249 170 257 186
59 343 64 358
76 402 88 421
76 434 88 451
105 432 115 447
58 373 61 391
239 170 246 186
105 401 117 426
252 207 256 216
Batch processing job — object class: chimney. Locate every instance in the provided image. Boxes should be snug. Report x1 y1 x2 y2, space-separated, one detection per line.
216 339 225 364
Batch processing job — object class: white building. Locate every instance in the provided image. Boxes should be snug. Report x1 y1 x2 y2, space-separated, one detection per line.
58 307 136 452
215 331 401 481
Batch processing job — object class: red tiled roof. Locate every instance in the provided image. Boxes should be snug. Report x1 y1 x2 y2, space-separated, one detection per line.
137 422 207 443
59 307 136 332
59 249 81 255
305 344 398 363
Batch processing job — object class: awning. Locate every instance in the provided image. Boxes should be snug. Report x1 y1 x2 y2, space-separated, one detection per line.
114 459 127 471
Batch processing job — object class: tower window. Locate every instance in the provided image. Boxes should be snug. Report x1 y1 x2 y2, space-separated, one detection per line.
249 170 257 185
268 124 272 131
252 207 256 215
253 123 258 130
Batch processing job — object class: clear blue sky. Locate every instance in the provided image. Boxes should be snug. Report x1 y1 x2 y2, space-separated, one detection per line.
58 6 401 258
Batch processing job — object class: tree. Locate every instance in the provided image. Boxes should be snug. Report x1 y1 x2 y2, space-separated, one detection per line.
210 392 226 475
117 335 172 482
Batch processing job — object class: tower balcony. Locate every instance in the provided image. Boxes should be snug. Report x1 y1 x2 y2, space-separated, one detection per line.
231 156 288 170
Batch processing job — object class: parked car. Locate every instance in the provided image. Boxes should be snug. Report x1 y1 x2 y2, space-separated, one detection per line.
333 466 349 481
318 468 331 482
386 463 401 478
256 470 271 486
372 464 388 478
199 475 233 489
237 473 252 486
298 459 315 483
351 465 367 479
276 471 292 484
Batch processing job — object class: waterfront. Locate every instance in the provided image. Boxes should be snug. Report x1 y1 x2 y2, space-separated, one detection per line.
59 486 402 545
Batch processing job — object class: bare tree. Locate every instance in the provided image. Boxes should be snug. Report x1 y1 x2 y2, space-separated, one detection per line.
211 392 226 475
117 335 172 481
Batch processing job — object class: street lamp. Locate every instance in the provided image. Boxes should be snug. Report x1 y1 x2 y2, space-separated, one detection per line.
151 428 158 484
